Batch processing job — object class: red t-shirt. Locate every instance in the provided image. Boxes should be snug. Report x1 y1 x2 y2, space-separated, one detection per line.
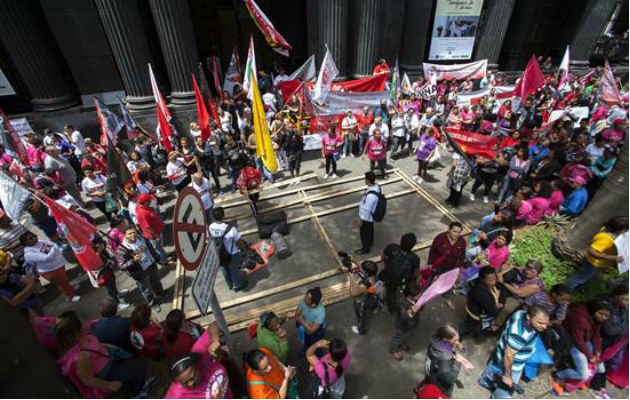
130 324 162 360
163 331 196 362
237 166 262 195
357 112 375 131
373 64 390 75
136 205 164 239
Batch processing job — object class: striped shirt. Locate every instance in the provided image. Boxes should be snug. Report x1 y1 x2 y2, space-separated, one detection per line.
493 310 538 374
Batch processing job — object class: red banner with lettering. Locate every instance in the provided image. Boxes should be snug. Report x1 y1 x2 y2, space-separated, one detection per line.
443 128 500 159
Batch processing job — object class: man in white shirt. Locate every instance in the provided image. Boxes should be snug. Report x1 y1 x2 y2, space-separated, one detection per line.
190 172 214 222
208 207 241 290
369 116 389 140
405 108 420 152
390 110 406 156
273 67 290 88
356 172 381 255
65 124 85 157
341 110 359 158
262 90 278 113
419 107 438 130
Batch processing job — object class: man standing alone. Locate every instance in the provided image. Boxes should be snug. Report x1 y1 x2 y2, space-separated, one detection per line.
356 172 381 255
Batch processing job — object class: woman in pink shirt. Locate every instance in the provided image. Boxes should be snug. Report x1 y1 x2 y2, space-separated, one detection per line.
306 338 352 398
524 181 553 225
446 106 463 130
56 311 152 398
321 127 342 179
165 322 232 399
545 181 565 215
26 136 46 168
362 129 386 177
484 233 511 270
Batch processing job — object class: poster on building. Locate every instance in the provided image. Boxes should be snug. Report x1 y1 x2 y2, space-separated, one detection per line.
428 0 484 61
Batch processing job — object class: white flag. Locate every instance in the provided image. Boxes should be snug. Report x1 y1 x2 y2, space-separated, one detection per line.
223 48 240 95
0 170 30 221
289 55 317 82
243 35 257 100
312 46 339 104
402 73 412 91
148 63 171 120
559 46 570 73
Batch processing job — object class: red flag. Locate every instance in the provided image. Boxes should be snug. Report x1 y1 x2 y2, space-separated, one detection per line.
45 197 103 284
600 60 621 105
208 99 220 131
192 74 211 140
211 55 223 100
244 0 292 56
156 105 173 153
514 55 545 101
443 128 500 160
0 107 29 166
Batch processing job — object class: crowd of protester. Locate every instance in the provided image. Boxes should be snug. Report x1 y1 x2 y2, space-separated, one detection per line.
0 55 628 399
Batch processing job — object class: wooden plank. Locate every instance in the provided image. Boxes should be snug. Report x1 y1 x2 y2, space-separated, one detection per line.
172 261 185 310
238 188 416 236
299 190 343 266
200 281 351 331
224 177 403 223
394 169 473 231
217 169 400 209
187 234 466 321
215 173 318 206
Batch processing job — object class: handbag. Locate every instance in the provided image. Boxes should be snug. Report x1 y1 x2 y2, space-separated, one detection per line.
309 363 331 399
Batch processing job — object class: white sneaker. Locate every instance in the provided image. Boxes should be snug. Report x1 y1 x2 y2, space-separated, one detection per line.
70 295 81 303
118 288 130 297
351 325 360 335
412 175 419 181
483 196 489 204
469 193 475 201
331 174 337 179
341 154 346 159
323 174 329 179
417 177 424 184
117 302 130 311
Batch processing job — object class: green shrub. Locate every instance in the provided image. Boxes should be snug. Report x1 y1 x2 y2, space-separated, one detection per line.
509 226 626 301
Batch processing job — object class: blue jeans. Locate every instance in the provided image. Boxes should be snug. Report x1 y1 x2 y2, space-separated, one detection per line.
556 342 605 380
342 134 352 156
478 363 523 399
359 133 369 154
149 238 167 264
566 261 598 292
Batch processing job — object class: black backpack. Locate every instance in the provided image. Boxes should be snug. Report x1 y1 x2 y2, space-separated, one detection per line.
379 244 413 287
367 187 387 222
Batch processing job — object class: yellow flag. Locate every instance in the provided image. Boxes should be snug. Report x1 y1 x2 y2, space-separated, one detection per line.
251 69 278 173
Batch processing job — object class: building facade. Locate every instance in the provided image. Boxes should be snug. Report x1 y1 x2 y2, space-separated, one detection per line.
0 0 627 115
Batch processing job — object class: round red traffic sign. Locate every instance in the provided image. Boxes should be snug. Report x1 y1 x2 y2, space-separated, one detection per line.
172 187 208 270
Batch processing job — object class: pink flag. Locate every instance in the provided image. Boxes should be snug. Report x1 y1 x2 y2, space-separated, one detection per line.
413 268 460 309
514 55 545 101
600 60 621 105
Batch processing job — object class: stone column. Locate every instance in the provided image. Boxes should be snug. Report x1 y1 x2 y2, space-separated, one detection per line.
94 0 155 110
0 0 78 111
570 0 618 69
318 0 350 77
399 0 433 74
474 0 517 70
350 0 382 77
148 0 199 105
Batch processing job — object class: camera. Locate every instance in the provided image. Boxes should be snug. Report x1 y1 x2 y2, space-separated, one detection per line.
337 251 360 273
338 251 353 269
